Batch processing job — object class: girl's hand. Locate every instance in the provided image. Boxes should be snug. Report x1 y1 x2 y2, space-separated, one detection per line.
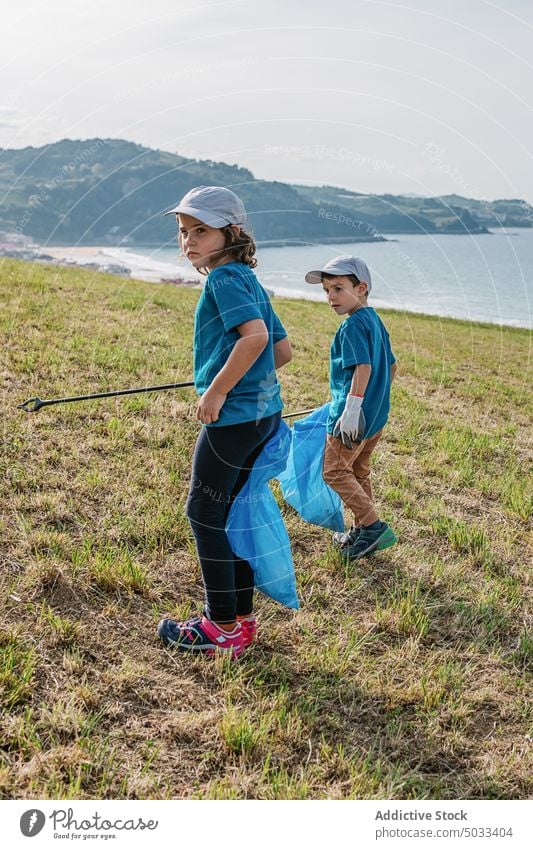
196 386 227 424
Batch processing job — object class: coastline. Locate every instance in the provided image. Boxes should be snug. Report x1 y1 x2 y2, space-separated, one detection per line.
2 244 531 330
1 244 200 287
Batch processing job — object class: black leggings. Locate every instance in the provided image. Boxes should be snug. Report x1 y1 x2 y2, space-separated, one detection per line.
185 412 281 623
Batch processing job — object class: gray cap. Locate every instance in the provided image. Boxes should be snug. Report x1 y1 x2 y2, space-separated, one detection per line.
305 254 372 292
164 185 248 229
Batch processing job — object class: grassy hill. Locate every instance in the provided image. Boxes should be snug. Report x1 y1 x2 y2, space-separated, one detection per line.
1 259 531 799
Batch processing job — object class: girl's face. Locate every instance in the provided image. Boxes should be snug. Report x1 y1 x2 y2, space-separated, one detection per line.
322 275 368 316
177 213 228 270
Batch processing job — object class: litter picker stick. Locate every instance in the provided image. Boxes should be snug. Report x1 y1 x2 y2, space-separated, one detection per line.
17 381 196 413
281 408 316 419
18 385 317 420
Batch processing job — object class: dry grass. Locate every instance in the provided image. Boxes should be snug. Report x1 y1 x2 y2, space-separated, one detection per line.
1 258 531 799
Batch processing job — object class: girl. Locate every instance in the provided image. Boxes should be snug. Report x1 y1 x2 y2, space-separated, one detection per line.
158 186 292 656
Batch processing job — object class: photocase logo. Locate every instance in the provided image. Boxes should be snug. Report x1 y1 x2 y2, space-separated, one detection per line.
20 809 46 837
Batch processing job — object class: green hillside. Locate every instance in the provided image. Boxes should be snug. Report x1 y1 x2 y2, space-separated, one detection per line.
2 138 530 247
1 259 531 799
294 185 533 234
0 139 381 246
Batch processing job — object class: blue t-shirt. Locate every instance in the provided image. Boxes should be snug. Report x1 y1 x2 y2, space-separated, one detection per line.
193 262 286 427
328 307 396 438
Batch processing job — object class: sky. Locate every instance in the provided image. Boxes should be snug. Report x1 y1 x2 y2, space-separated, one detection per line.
2 0 532 202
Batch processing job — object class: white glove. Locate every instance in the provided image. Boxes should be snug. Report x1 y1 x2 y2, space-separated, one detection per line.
333 394 366 449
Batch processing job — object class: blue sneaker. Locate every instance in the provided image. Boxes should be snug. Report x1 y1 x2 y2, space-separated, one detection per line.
342 522 397 560
157 614 244 657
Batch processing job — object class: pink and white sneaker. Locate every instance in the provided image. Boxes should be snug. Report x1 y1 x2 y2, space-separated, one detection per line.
239 616 257 649
157 614 244 657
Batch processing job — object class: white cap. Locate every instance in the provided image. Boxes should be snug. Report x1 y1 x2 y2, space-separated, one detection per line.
164 185 248 230
305 254 372 292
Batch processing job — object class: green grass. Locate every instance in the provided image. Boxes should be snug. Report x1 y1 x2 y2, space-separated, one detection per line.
1 258 531 800
0 632 37 709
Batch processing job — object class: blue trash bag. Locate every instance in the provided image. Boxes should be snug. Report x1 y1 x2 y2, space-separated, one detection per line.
226 420 299 610
276 403 344 532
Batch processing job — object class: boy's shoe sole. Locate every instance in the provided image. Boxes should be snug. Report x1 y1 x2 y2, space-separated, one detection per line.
342 525 397 561
375 527 397 551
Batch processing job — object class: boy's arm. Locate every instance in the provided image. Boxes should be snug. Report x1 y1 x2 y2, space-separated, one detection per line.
391 362 397 381
334 364 371 448
349 363 371 396
274 337 292 369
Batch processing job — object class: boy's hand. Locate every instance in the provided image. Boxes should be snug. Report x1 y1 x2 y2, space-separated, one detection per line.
196 386 227 424
333 394 366 449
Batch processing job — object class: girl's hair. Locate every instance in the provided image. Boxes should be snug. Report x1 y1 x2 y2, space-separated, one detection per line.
220 224 257 269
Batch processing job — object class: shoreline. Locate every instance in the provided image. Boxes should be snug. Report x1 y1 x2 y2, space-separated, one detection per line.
1 244 200 286
2 246 531 331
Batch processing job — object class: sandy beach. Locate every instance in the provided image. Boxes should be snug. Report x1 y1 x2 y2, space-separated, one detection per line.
32 244 200 286
44 246 108 261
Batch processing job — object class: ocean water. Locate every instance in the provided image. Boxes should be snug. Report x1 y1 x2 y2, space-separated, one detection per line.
104 229 532 329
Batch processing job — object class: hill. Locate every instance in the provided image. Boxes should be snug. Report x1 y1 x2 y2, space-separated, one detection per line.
1 259 531 799
2 138 530 247
0 138 382 246
295 185 533 234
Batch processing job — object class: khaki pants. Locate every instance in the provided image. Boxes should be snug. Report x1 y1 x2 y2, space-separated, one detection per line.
322 430 383 527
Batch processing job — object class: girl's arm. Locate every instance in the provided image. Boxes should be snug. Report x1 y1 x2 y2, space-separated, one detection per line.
274 337 292 369
196 318 269 424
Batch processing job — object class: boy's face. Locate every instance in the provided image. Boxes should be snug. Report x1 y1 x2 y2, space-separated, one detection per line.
322 275 368 316
177 213 228 270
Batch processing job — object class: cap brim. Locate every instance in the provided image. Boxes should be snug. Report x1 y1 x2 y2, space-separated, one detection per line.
163 204 229 228
305 270 326 284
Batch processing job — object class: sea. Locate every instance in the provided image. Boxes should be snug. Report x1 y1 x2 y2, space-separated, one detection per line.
71 229 533 329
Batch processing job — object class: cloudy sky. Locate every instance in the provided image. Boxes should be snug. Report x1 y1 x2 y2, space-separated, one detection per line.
2 0 532 201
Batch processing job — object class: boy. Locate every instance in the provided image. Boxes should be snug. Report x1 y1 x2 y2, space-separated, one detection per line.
305 254 397 560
